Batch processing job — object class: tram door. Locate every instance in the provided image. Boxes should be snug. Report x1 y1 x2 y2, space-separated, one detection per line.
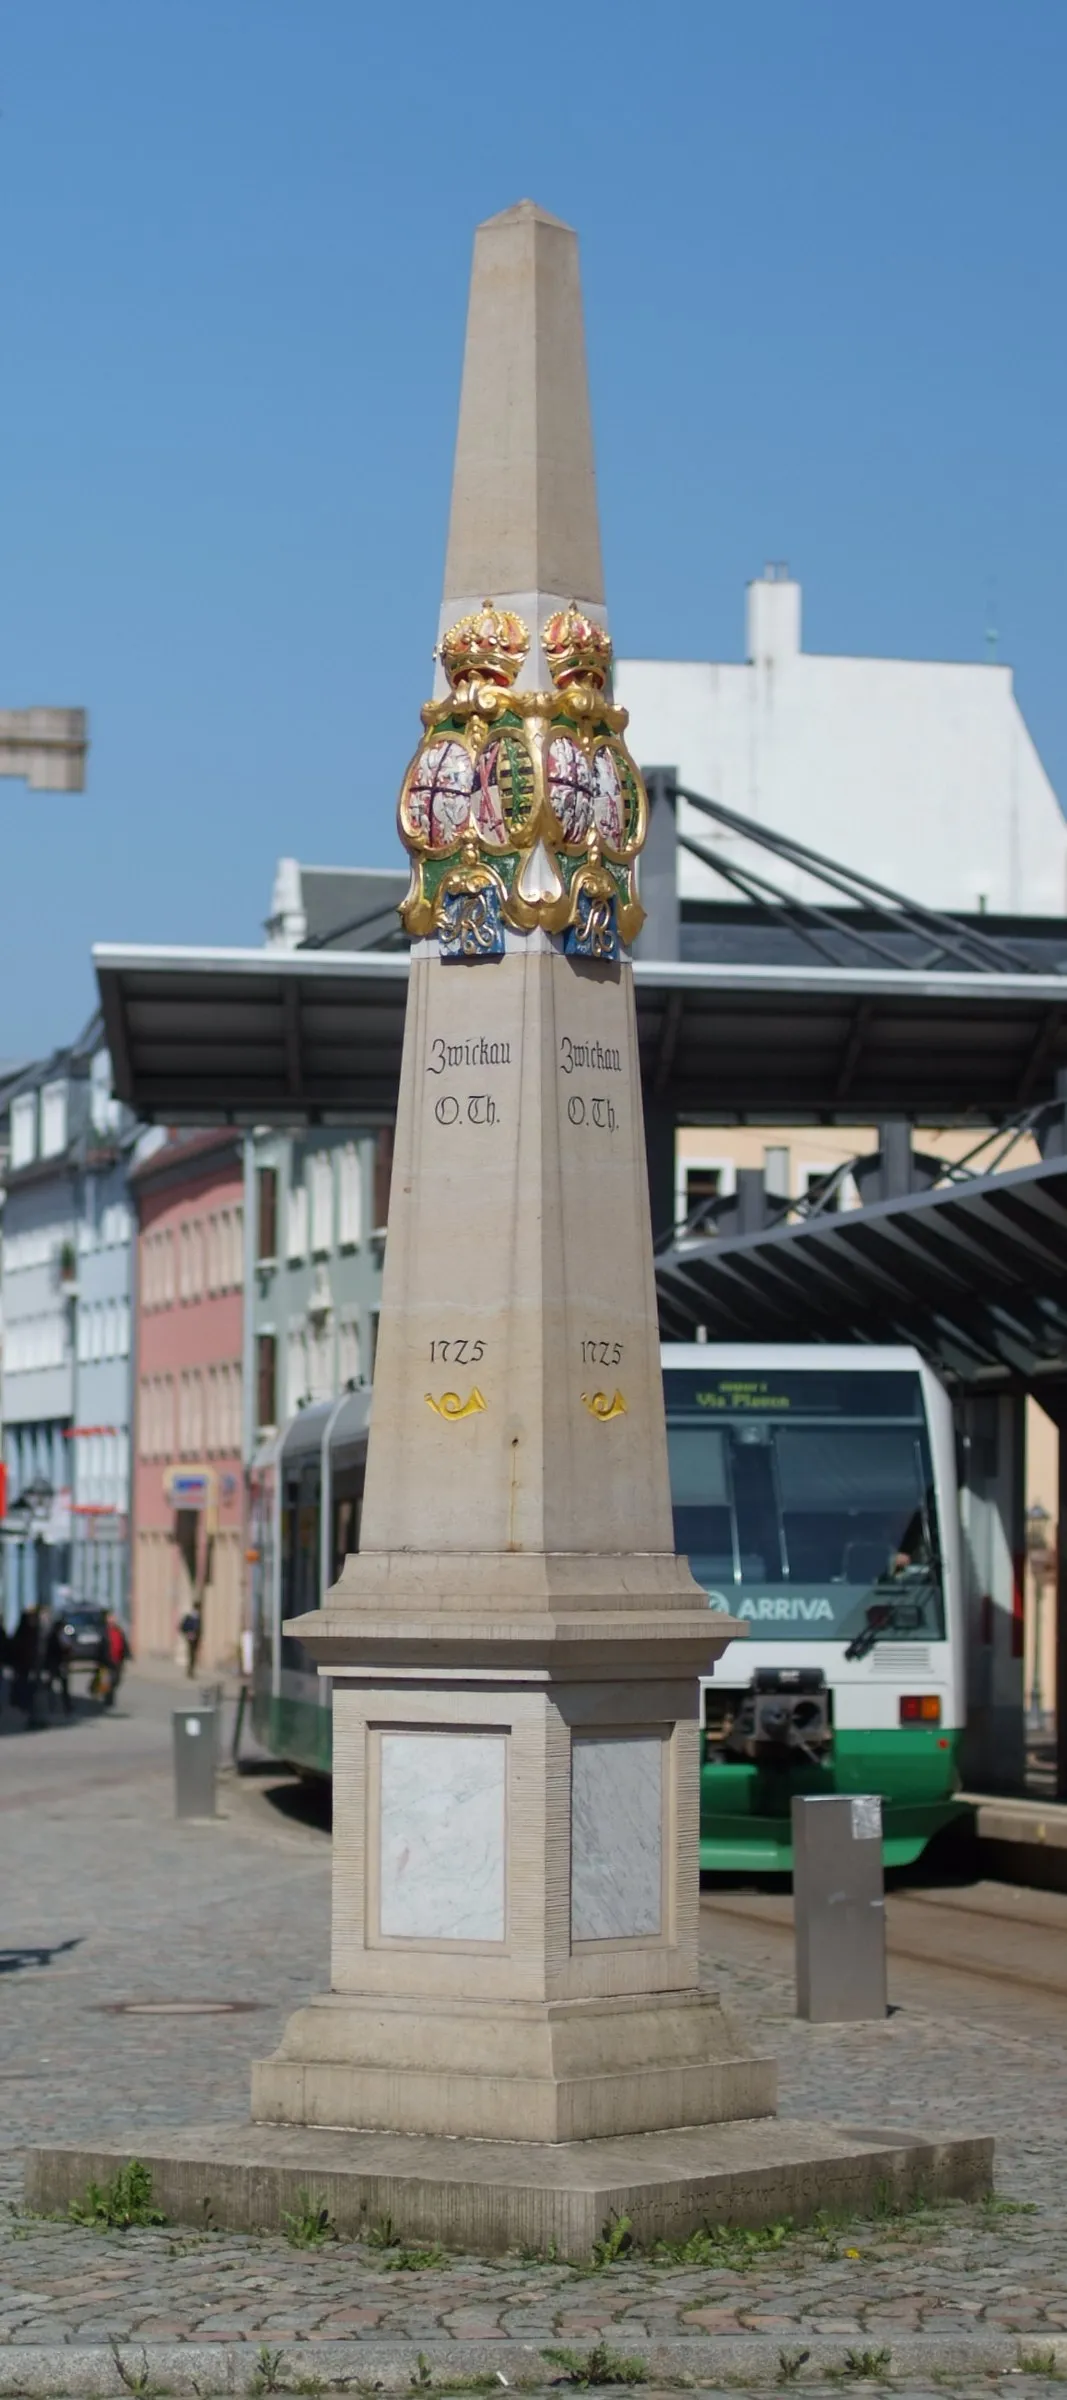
956 1393 1026 1791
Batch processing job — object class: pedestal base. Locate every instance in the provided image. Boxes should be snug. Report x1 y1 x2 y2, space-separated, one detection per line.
251 1987 776 2143
25 2117 993 2259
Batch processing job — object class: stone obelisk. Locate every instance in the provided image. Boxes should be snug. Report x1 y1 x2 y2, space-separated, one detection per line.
26 204 992 2255
252 200 769 2146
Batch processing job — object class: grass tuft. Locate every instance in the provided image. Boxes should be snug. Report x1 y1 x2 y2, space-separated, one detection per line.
250 2346 286 2397
69 2161 166 2231
543 2344 648 2387
777 2350 811 2383
281 2187 337 2247
590 2211 635 2267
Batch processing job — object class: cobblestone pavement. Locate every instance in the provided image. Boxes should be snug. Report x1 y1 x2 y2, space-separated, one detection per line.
2 1672 1067 2395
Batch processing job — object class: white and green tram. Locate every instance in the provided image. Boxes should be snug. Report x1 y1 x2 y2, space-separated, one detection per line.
249 1344 966 1870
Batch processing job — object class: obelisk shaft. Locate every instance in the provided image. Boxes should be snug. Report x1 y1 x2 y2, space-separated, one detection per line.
438 201 606 691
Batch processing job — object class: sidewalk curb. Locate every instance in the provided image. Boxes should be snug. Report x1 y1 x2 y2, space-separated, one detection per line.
0 2332 1063 2394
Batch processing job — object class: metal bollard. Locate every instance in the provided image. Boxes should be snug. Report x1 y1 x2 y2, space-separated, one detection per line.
173 1706 218 1820
792 1792 887 2022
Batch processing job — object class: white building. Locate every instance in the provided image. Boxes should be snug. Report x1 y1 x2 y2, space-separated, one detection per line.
617 568 1066 917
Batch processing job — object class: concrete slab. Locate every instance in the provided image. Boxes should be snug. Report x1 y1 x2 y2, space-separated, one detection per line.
25 2114 992 2260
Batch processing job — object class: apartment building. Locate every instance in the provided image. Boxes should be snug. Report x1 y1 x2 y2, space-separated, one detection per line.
130 1130 245 1671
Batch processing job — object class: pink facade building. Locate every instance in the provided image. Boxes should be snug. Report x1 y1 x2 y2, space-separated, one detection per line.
131 1132 246 1671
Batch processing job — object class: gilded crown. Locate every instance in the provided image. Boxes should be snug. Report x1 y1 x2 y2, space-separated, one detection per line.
439 601 529 693
542 605 613 691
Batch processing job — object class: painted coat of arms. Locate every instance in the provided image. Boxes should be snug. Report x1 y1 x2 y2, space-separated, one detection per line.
397 603 646 961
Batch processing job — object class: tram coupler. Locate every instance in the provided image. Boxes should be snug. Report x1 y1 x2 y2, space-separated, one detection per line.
722 1666 832 1766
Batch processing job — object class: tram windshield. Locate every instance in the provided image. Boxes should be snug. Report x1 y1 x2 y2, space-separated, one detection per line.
664 1366 944 1644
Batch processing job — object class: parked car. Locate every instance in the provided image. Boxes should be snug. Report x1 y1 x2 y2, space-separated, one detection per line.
53 1605 107 1675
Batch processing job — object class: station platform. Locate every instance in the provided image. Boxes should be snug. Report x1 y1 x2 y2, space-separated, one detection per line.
960 1789 1067 1892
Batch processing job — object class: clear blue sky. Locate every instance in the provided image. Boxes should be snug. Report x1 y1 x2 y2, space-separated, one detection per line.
2 1 1064 1058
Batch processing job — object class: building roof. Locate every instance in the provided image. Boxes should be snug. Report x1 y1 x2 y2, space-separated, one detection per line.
128 1125 243 1189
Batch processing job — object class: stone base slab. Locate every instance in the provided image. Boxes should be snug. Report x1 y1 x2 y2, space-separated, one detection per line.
25 2114 992 2260
0 2331 1042 2398
251 1986 776 2142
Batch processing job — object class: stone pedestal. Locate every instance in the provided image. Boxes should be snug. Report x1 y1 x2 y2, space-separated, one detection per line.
252 1658 775 2141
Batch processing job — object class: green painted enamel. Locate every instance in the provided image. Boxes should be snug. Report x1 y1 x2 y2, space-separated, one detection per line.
699 1726 967 1872
252 1689 333 1778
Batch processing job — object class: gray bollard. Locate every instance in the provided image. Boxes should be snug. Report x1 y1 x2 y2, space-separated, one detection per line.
792 1792 887 2022
173 1706 217 1819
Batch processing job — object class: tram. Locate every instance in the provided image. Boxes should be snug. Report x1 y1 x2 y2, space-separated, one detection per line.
664 1344 966 1870
249 1343 966 1870
248 1388 370 1774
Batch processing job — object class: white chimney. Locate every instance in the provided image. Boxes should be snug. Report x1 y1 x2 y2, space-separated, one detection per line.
746 564 802 667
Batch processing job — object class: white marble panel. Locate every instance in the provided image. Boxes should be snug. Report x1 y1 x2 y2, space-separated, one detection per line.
570 1733 664 1942
378 1731 506 1942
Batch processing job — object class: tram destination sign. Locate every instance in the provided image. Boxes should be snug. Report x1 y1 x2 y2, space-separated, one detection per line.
663 1368 925 1420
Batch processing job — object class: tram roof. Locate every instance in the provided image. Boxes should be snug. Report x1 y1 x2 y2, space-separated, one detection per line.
654 1151 1067 1390
251 1387 372 1473
95 940 1067 1125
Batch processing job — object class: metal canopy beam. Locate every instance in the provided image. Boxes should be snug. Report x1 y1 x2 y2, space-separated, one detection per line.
654 1154 1067 1386
95 944 1067 1127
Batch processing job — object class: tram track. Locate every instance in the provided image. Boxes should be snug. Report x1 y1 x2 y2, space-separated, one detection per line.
703 1875 1067 2005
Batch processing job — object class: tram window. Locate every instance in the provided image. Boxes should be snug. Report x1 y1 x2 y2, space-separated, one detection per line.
775 1428 931 1584
731 1428 788 1580
666 1425 734 1582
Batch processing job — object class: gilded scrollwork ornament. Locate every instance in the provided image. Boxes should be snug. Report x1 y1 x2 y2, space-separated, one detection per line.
397 598 647 957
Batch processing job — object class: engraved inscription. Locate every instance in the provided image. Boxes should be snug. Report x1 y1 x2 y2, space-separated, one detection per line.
433 1092 498 1127
581 1339 623 1366
559 1036 622 1075
567 1093 616 1131
429 1338 486 1364
428 1036 511 1074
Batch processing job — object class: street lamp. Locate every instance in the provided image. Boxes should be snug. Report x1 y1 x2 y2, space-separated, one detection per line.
1025 1501 1054 1728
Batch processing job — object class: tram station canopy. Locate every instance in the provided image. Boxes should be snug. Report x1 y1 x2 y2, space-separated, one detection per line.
96 940 1067 1129
654 1152 1067 1389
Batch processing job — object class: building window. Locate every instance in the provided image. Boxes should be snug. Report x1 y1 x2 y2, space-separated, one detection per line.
338 1144 362 1249
287 1173 308 1261
310 1152 334 1256
373 1127 393 1231
257 1167 278 1263
40 1081 68 1158
232 1202 244 1288
684 1165 723 1227
339 1313 361 1388
257 1332 278 1432
10 1093 36 1169
287 1321 307 1416
308 1317 333 1403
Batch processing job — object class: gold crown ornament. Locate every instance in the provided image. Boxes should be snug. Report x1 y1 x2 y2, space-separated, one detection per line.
542 605 613 694
397 598 647 958
439 602 529 696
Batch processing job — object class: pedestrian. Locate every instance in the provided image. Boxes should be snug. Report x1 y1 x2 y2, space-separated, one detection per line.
45 1609 73 1716
10 1605 46 1729
180 1603 202 1679
101 1609 129 1707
